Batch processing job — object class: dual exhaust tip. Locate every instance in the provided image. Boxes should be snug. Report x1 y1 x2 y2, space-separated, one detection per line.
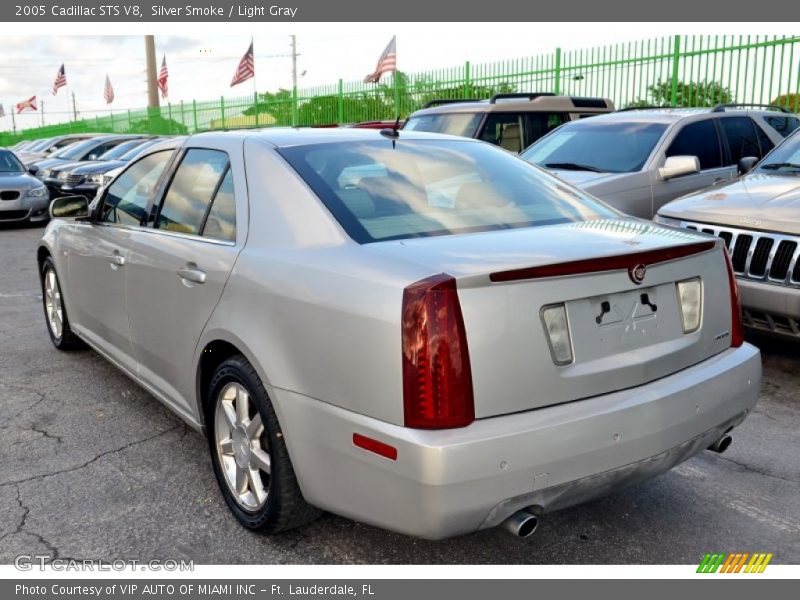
502 434 733 538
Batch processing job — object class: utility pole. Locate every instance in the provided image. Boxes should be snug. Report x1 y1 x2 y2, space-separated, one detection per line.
291 35 298 91
291 35 298 127
41 99 45 127
145 35 159 109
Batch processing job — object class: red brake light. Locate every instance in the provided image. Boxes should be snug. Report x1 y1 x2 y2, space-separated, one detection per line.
401 273 474 429
723 247 745 348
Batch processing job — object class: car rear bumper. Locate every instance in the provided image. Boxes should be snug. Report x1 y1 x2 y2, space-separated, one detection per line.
270 343 761 539
738 279 800 340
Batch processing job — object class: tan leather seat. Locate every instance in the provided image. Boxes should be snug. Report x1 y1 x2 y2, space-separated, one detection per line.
498 123 522 152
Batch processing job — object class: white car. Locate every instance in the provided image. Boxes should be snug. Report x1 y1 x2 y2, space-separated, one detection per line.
39 129 761 539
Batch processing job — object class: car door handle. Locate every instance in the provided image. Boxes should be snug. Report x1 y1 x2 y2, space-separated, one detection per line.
106 255 125 267
177 267 206 284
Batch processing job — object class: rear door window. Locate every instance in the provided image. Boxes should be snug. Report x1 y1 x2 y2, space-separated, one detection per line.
665 120 723 170
155 148 233 237
719 117 765 164
526 113 568 147
479 113 525 152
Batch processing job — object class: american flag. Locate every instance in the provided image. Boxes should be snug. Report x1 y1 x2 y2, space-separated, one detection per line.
103 74 114 105
52 64 67 96
230 41 254 87
16 96 37 114
157 54 168 99
363 36 397 83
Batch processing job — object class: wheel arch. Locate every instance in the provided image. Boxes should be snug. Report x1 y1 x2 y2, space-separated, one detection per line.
195 332 271 428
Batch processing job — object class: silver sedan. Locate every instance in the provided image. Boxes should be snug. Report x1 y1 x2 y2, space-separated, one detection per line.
38 129 761 539
0 149 49 224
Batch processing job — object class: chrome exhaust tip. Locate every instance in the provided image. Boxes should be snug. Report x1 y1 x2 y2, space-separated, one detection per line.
708 434 732 454
501 509 539 538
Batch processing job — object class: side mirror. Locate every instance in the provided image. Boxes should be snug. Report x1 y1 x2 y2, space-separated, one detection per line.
28 167 38 176
87 153 98 161
50 195 90 219
738 156 759 176
658 155 700 180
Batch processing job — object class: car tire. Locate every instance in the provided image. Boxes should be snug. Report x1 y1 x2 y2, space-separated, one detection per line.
40 257 83 350
207 355 321 533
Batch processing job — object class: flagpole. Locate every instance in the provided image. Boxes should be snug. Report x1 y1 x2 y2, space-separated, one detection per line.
11 110 16 135
251 37 260 129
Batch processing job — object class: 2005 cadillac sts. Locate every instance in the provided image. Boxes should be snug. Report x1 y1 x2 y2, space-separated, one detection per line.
38 129 761 539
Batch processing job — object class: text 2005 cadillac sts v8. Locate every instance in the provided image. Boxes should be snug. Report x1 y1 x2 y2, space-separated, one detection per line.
39 129 761 539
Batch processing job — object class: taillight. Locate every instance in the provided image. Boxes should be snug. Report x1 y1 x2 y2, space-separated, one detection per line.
401 273 474 429
723 247 745 348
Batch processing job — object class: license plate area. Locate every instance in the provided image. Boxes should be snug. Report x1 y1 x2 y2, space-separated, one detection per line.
566 284 683 358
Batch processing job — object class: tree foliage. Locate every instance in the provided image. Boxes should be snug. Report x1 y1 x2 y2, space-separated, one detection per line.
626 80 734 108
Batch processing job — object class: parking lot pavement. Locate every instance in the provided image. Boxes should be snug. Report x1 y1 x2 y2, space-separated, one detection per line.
0 224 798 565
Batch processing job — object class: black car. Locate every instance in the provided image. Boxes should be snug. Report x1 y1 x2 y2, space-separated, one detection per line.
51 137 162 197
29 135 145 195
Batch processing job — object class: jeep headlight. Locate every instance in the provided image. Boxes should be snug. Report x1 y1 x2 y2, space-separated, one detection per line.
26 185 47 198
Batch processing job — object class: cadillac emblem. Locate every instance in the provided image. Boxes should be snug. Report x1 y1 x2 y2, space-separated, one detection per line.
629 264 647 284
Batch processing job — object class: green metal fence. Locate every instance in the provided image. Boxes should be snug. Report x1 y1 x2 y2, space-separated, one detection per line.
3 34 800 146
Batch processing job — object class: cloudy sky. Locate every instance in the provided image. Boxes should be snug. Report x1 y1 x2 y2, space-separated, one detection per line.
0 25 791 132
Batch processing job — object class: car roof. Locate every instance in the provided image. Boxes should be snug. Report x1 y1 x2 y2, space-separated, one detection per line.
578 107 793 125
409 94 614 116
186 127 476 148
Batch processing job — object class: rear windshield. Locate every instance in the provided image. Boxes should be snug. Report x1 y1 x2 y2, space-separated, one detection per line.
403 113 483 137
279 139 617 243
522 121 668 173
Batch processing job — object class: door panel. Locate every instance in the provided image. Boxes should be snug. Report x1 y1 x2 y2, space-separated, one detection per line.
63 222 135 367
124 145 244 417
125 232 239 414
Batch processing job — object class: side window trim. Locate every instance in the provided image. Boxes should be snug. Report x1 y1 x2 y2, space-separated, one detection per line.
198 164 232 237
93 148 178 226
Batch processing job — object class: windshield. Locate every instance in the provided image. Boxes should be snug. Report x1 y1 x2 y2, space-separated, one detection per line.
55 138 108 160
757 130 800 173
0 151 25 173
403 113 483 137
279 139 617 243
98 139 147 160
521 121 668 173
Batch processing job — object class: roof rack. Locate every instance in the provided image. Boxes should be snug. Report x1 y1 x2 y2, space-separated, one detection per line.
489 92 555 104
712 103 791 114
421 98 481 109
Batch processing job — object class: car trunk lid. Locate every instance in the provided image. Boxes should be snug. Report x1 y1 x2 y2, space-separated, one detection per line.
372 219 735 418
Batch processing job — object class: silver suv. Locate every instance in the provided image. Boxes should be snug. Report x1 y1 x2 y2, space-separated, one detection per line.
521 105 798 218
403 93 614 153
655 128 800 341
